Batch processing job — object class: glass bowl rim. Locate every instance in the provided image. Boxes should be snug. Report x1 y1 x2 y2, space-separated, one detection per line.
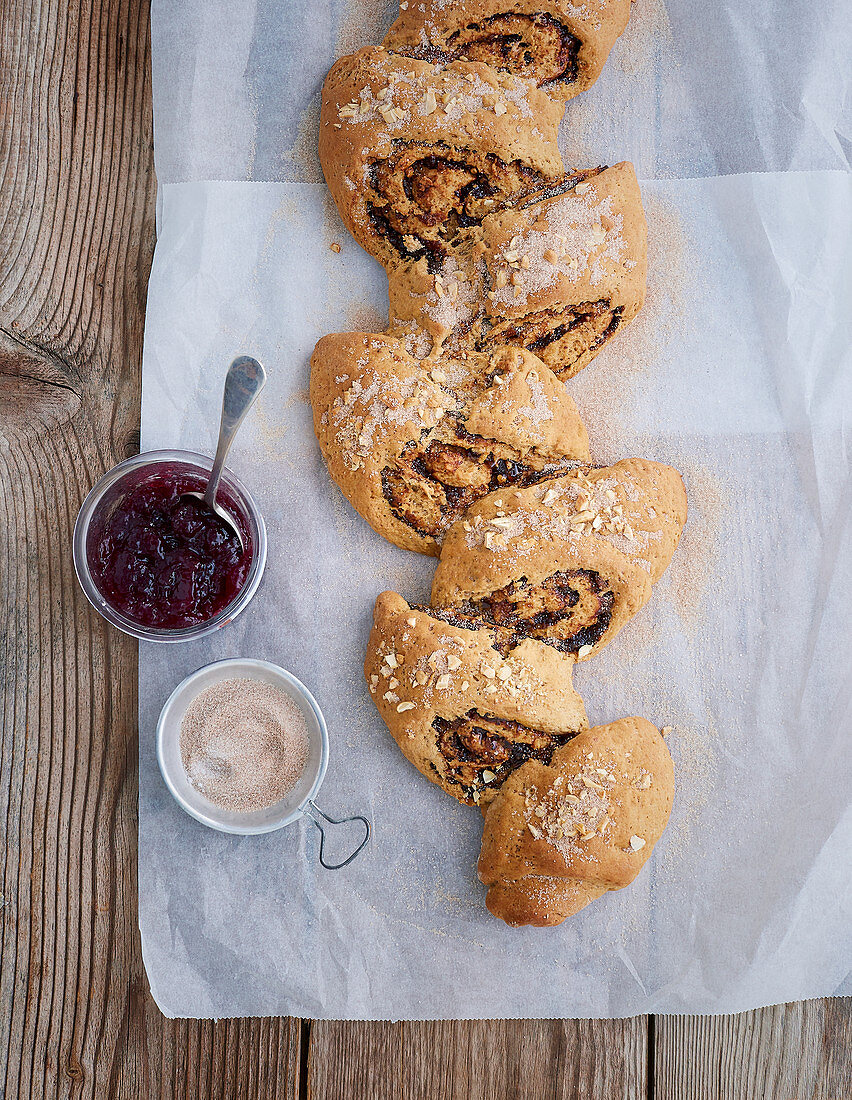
72 448 267 642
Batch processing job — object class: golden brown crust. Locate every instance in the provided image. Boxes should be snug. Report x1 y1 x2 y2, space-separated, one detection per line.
385 162 647 376
478 717 674 926
476 161 647 378
383 0 632 101
319 47 564 267
364 591 588 805
311 334 590 555
316 0 684 929
431 458 688 658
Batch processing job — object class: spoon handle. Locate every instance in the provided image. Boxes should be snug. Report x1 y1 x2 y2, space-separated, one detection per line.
205 356 267 511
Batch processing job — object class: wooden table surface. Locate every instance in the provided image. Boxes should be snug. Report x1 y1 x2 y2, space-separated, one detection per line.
1 1 849 1096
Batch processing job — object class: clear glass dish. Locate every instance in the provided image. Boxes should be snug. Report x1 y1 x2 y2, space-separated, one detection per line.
72 449 267 642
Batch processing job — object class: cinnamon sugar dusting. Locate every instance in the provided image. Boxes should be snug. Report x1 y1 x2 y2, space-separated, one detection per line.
180 679 309 813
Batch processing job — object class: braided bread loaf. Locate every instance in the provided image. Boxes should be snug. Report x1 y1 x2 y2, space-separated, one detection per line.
365 460 685 808
312 1 684 926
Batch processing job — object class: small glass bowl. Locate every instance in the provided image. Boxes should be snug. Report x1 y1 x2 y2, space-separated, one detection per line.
73 449 267 642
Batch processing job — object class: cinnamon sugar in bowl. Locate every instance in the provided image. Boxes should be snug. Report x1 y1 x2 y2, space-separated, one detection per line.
156 659 329 835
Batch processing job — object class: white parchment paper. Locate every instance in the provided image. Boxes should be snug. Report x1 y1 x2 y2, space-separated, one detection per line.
139 0 852 1019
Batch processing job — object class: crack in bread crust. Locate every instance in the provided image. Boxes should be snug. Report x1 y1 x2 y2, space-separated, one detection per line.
434 709 580 802
444 13 581 87
460 569 615 653
485 301 623 378
381 430 577 540
368 142 550 258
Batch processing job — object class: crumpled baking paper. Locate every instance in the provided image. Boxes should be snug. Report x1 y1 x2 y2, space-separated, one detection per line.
138 0 852 1019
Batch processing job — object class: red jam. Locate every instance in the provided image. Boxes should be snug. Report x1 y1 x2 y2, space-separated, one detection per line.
87 465 253 630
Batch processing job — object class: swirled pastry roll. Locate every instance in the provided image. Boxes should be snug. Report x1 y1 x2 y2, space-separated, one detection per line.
320 47 565 269
310 335 590 555
365 591 588 805
431 458 687 658
478 717 674 925
386 161 647 375
384 0 632 100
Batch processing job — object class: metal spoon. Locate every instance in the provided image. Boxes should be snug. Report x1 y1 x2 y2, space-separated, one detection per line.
181 355 266 552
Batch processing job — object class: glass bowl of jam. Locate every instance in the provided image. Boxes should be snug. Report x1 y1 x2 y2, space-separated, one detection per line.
73 450 267 641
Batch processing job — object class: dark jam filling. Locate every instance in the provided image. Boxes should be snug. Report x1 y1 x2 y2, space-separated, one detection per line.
460 569 615 653
381 425 577 540
87 466 253 630
433 709 579 802
400 13 581 87
443 13 580 86
367 144 545 261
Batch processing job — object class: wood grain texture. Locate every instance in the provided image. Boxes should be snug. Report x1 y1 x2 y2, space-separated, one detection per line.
308 1018 648 1100
0 0 302 1096
0 0 849 1097
655 1000 852 1100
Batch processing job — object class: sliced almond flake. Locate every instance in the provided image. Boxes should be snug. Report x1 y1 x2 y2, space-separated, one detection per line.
384 653 398 669
577 644 594 658
415 670 428 686
406 616 417 627
396 701 416 713
635 774 652 790
481 769 497 783
446 655 461 670
435 674 451 690
629 835 646 851
481 664 496 679
461 680 470 691
383 691 399 704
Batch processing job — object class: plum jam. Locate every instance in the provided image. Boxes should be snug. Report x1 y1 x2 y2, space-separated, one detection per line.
87 465 254 630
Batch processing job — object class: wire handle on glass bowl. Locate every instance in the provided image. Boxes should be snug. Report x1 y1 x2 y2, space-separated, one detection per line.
302 800 371 870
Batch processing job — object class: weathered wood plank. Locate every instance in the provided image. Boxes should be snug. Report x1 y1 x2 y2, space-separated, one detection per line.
654 999 852 1100
0 0 302 1096
308 1018 648 1100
